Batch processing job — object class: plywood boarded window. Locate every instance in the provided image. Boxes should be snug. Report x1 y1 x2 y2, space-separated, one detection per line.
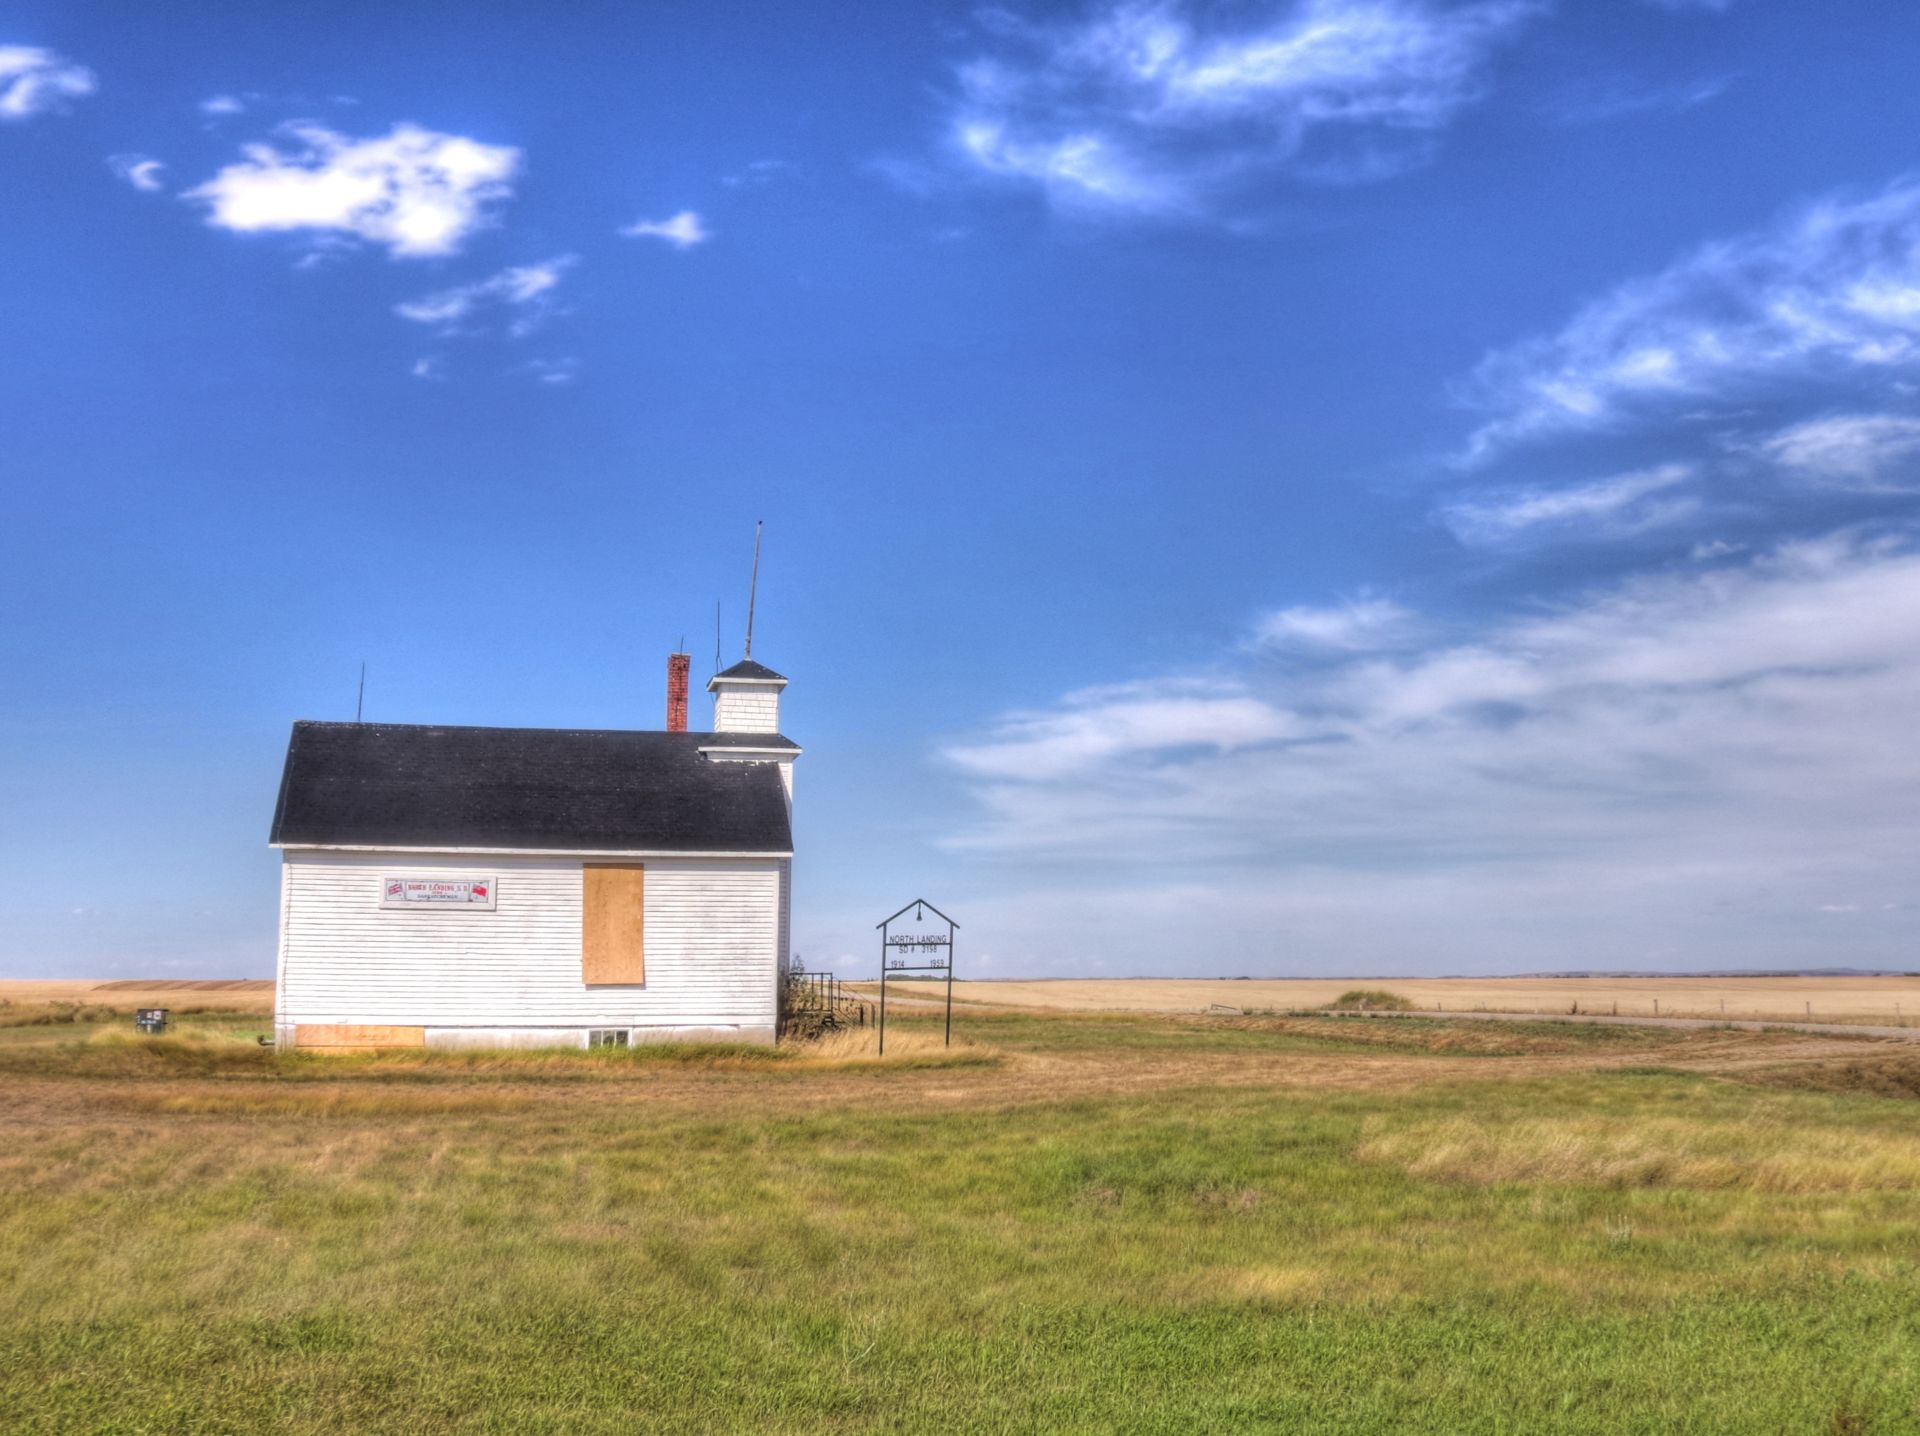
582 865 645 985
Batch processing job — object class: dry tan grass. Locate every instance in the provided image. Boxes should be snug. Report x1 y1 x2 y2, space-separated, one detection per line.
121 1088 537 1118
1165 1263 1353 1308
786 1027 990 1066
0 979 273 1013
928 976 1920 1025
1 999 1906 1146
1733 1053 1920 1100
80 1027 262 1056
1353 1113 1920 1193
1207 1013 1675 1056
4 1002 1916 1433
274 1026 999 1074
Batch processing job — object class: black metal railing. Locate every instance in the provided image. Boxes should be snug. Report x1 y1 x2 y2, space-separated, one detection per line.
780 963 870 1038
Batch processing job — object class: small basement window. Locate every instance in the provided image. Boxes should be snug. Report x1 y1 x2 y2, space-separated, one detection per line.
588 1029 629 1048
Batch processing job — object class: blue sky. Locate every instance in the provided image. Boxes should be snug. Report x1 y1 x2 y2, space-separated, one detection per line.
6 0 1920 979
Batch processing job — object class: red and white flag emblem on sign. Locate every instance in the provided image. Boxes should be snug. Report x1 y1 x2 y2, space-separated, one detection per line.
387 882 403 898
472 883 489 901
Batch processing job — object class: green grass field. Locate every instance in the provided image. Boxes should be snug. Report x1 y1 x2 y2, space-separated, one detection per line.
2 1008 1918 1432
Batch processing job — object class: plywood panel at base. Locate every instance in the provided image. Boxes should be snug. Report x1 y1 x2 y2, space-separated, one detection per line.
295 1024 425 1049
582 865 645 985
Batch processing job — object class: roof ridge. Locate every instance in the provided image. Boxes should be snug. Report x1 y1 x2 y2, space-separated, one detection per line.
712 658 788 682
295 719 712 738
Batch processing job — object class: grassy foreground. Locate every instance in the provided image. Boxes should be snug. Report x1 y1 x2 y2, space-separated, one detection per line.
2 1011 1918 1432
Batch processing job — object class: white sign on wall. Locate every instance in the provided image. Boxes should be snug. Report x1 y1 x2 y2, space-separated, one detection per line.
380 876 497 910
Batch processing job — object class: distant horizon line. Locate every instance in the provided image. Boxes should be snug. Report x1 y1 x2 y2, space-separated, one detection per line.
872 967 1920 982
8 966 1919 985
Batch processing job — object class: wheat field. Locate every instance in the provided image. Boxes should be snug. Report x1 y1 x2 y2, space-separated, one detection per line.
0 978 274 1012
11 974 1918 1026
930 975 1920 1024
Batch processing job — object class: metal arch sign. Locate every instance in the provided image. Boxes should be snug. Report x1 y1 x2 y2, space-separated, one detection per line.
884 934 950 967
876 898 959 1055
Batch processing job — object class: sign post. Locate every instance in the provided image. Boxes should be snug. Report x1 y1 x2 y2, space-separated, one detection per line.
876 899 958 1056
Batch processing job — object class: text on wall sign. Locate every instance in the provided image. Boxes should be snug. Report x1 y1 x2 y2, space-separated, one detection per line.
380 877 497 910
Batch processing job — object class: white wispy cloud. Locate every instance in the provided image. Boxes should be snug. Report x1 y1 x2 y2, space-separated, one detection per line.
1459 177 1920 462
1546 72 1732 125
0 45 95 120
199 93 246 116
523 356 580 385
1690 537 1743 561
722 159 794 188
939 530 1920 970
1441 462 1696 545
1760 413 1920 492
185 123 521 259
1255 595 1414 650
955 120 1183 211
619 210 710 248
947 0 1539 215
947 678 1294 781
108 154 167 193
395 255 575 334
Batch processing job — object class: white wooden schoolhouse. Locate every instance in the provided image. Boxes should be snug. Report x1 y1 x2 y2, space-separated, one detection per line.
269 656 797 1050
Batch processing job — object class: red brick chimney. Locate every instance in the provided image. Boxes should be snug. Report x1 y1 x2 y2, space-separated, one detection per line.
666 652 690 732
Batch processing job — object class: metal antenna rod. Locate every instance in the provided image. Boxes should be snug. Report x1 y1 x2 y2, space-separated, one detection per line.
714 602 722 677
744 520 763 660
355 661 366 723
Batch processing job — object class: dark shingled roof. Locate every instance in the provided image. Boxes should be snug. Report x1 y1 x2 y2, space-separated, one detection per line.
712 658 787 682
271 722 795 853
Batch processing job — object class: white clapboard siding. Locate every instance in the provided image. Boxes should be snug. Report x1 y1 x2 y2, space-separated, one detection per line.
714 688 781 733
777 858 792 980
278 851 780 1030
